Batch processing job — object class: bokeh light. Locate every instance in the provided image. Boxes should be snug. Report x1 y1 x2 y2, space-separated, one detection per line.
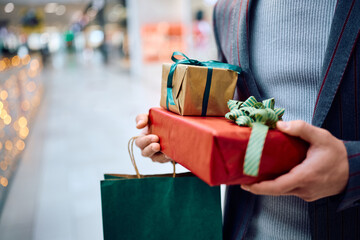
19 127 29 139
5 140 13 151
15 139 25 151
0 90 8 101
4 3 14 13
1 177 9 187
11 56 20 66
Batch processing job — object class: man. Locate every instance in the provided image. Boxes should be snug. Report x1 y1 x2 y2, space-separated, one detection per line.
136 0 360 239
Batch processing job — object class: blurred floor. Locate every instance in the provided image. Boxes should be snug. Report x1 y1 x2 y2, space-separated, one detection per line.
0 53 190 240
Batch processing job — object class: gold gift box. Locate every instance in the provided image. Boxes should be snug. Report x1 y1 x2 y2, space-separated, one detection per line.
160 63 238 116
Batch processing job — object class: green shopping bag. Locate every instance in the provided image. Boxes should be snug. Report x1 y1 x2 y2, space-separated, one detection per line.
100 137 222 240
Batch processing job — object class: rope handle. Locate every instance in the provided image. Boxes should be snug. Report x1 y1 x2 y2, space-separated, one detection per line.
128 136 176 179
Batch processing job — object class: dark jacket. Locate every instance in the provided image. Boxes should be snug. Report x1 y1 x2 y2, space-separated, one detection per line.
213 0 360 239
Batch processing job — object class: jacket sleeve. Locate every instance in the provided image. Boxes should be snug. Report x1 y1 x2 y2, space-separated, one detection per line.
212 2 227 63
338 141 360 211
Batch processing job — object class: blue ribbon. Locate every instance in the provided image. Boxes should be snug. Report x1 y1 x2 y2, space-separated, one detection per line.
166 51 242 116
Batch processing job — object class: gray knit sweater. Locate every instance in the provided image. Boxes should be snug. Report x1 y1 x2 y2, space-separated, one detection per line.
245 0 336 239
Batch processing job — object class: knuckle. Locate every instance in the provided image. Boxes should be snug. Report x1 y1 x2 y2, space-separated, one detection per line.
294 120 307 130
151 153 166 163
142 146 154 157
319 128 331 138
135 136 149 149
144 135 153 145
149 142 160 152
299 190 316 202
150 134 159 142
141 150 148 157
134 138 142 148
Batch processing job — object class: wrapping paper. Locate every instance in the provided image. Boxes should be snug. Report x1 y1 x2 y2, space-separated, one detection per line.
160 63 238 116
149 107 309 185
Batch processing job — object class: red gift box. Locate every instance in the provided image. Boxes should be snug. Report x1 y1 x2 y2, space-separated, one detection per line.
149 107 309 186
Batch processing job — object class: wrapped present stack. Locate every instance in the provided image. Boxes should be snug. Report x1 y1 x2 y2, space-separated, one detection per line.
150 52 308 186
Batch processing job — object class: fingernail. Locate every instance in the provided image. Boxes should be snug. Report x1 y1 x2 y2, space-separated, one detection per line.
137 120 144 126
277 121 289 129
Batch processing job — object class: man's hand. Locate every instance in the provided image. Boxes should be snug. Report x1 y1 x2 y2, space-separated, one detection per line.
241 120 349 202
135 113 171 163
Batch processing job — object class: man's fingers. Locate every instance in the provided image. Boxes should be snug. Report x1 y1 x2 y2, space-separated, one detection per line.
140 126 149 135
134 113 170 164
151 153 172 163
135 135 159 150
242 165 304 195
276 120 327 144
136 113 149 129
141 143 161 158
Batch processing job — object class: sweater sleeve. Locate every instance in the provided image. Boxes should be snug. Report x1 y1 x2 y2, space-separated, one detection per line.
338 141 360 211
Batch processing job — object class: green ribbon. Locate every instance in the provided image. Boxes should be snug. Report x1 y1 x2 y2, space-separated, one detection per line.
166 51 242 116
225 96 285 176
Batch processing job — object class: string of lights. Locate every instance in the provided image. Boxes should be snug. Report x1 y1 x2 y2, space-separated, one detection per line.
0 54 43 206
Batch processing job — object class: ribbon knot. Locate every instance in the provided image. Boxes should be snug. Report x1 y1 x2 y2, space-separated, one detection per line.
225 96 285 176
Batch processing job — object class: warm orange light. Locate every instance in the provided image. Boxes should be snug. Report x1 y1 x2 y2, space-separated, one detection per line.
5 140 13 151
21 55 31 65
21 100 31 111
19 127 29 139
16 139 25 151
0 161 7 171
3 58 10 67
30 59 39 71
27 69 37 78
2 101 7 109
13 121 19 131
0 142 2 150
0 101 3 110
18 69 27 82
0 109 7 119
0 90 8 100
11 56 20 66
1 177 8 187
0 61 6 71
18 116 27 128
4 115 11 125
26 81 36 92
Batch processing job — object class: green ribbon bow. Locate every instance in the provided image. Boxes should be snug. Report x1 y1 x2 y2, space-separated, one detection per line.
166 51 242 116
225 96 285 177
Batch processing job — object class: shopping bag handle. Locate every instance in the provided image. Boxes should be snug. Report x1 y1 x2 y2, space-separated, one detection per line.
128 136 176 179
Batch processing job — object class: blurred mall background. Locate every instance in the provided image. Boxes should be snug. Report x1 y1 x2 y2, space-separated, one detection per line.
0 0 219 239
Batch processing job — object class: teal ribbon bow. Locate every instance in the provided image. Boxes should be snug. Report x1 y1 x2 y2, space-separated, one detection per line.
166 51 242 116
225 96 285 177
